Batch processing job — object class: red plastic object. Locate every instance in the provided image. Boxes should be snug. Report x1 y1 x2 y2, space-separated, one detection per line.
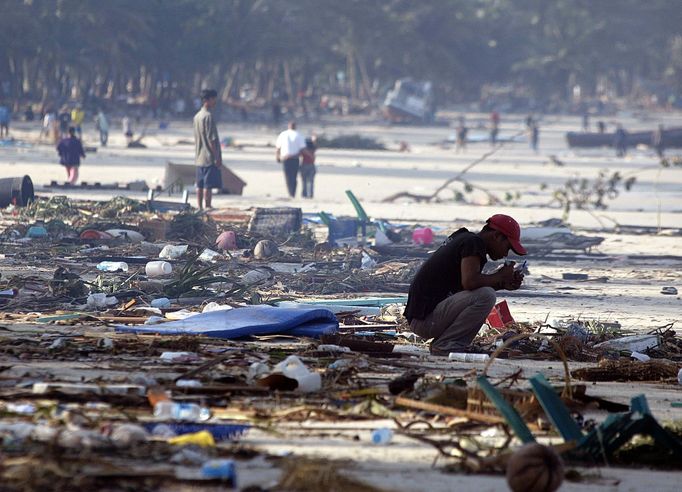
79 229 114 240
486 300 515 328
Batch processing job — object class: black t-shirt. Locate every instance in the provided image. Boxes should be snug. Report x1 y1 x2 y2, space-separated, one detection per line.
404 228 487 322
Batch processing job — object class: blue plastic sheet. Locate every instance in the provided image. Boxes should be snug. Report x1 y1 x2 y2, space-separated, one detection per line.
143 423 250 441
115 305 338 339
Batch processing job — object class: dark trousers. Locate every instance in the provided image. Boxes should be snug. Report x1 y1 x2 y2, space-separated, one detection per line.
283 157 299 197
300 164 316 198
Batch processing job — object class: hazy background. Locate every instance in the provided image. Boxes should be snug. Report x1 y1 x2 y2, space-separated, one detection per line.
2 0 682 117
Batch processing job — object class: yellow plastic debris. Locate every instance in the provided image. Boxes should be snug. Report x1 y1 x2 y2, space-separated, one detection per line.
167 430 215 447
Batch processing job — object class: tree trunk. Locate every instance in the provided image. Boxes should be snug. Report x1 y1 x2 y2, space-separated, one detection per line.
266 62 277 102
356 52 374 105
283 60 294 103
221 63 240 101
347 51 357 102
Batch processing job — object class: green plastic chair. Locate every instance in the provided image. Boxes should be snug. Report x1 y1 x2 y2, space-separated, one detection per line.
477 373 682 463
345 189 388 238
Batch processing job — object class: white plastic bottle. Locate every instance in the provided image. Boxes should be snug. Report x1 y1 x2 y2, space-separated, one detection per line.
448 352 490 362
371 428 393 445
145 261 172 277
153 401 210 421
96 261 129 272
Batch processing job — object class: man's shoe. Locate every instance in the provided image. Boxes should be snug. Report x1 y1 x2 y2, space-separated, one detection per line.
429 346 451 357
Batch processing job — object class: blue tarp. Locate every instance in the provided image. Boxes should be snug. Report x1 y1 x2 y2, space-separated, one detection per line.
115 305 338 339
142 423 250 441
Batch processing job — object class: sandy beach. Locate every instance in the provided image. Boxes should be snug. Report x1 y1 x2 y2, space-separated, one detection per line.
1 111 681 491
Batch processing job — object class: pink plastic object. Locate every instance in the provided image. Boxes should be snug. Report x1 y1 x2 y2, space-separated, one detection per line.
215 231 237 250
412 227 433 245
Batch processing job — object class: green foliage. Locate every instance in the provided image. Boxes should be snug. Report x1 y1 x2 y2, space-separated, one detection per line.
162 255 232 298
551 171 636 221
96 196 147 219
20 196 80 222
1 1 680 103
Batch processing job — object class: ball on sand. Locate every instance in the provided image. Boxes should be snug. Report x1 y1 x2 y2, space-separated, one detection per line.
506 443 564 492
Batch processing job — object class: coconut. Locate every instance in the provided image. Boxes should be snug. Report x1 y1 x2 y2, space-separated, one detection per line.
253 239 279 259
505 443 564 492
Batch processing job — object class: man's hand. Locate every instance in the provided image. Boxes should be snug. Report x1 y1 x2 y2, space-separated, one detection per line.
504 270 524 290
495 263 515 290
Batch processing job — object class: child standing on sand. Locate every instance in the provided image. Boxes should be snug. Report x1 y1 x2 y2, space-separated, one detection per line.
300 136 317 198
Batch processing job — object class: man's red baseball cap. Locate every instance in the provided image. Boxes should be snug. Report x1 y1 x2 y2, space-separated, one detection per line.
486 214 527 255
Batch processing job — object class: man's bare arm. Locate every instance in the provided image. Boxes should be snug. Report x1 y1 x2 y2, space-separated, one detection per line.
211 139 222 166
461 256 515 291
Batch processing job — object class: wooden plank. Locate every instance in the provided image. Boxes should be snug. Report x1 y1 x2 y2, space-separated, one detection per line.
395 396 505 424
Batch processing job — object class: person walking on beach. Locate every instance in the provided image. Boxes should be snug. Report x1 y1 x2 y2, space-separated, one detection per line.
71 105 85 138
41 109 57 143
122 115 133 144
275 121 306 198
193 89 222 210
0 102 11 138
300 136 317 198
94 109 109 147
57 127 85 184
530 121 539 152
489 110 500 146
652 124 665 159
404 214 526 356
455 123 468 153
58 107 71 138
614 124 627 157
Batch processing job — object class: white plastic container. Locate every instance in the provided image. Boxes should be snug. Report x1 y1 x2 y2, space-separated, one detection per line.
448 352 490 362
273 355 321 393
145 260 172 277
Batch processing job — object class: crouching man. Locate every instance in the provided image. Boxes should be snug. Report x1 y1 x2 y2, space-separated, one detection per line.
404 214 526 356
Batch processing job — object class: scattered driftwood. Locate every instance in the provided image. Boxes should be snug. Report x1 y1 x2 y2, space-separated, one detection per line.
572 359 680 382
382 132 524 203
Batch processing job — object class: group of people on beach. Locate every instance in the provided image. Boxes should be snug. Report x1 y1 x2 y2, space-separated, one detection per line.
192 89 317 210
